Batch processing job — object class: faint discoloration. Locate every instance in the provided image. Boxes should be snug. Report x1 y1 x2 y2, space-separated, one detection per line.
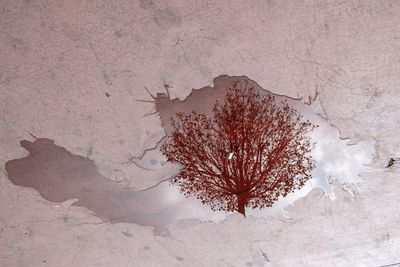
102 70 113 86
121 230 133 237
176 256 184 261
152 7 181 28
139 0 154 10
114 30 122 38
86 146 93 157
10 38 27 54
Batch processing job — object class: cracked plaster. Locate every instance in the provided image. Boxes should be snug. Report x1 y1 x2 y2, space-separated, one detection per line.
1 0 400 266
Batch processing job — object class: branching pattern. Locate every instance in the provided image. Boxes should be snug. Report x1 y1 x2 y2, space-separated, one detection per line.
160 81 317 216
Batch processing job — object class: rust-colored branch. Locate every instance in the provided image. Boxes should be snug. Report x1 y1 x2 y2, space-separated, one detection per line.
160 81 317 216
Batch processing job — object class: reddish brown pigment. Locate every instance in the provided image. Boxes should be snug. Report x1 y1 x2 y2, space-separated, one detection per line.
160 78 316 216
5 75 319 229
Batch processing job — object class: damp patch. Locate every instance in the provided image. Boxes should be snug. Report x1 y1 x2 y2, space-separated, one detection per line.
5 75 375 232
5 138 217 232
136 75 376 217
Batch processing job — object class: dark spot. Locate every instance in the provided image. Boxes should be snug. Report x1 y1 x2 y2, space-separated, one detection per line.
48 71 56 80
24 230 32 237
246 262 253 266
86 146 93 157
164 83 172 90
138 0 154 10
11 40 20 49
143 245 150 250
114 31 122 38
386 157 397 168
121 231 133 237
176 256 184 261
82 187 93 192
102 70 112 86
105 92 110 97
152 7 181 28
11 38 27 54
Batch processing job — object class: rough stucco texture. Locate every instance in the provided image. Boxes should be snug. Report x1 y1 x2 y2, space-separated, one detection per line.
1 0 400 266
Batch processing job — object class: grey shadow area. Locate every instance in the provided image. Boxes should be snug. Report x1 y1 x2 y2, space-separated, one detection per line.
5 138 197 233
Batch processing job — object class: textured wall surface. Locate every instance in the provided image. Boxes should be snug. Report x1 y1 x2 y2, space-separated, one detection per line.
1 0 400 266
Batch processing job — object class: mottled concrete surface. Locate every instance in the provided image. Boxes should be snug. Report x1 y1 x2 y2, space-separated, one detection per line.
1 0 400 266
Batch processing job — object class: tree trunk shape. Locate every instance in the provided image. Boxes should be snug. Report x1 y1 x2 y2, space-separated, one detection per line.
237 192 249 216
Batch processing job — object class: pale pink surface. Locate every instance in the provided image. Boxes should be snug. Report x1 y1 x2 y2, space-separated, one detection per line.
1 0 400 266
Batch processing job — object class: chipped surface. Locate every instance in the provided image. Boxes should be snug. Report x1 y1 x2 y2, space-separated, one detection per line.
1 0 400 266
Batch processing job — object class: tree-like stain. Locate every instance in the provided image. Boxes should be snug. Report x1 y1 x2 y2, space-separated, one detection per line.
160 80 317 216
5 75 372 230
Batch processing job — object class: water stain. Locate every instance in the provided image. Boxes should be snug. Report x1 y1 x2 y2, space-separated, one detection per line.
10 38 28 55
150 75 374 217
152 7 181 28
176 256 184 261
114 30 122 38
5 138 181 232
5 75 374 231
138 0 154 10
102 70 113 86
